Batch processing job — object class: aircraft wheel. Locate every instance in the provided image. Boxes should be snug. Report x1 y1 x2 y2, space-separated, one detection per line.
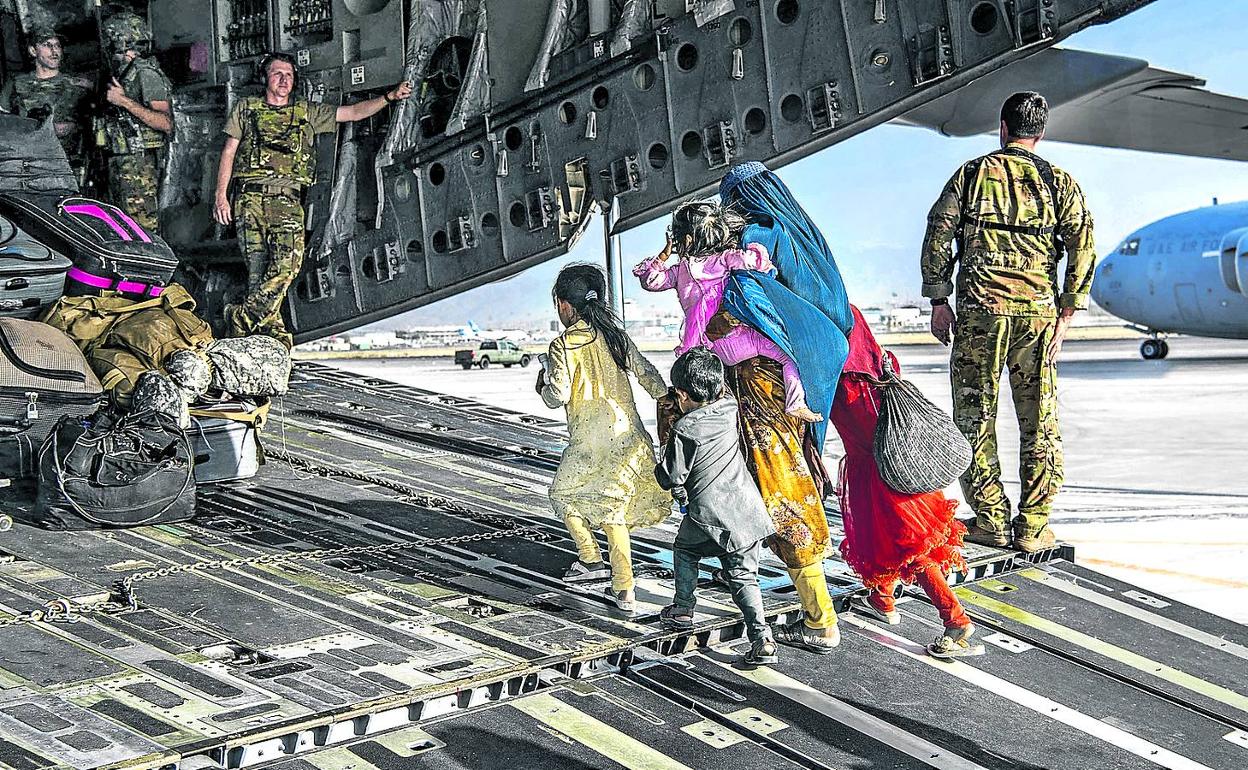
520 355 531 368
1140 339 1165 360
1158 340 1170 359
479 357 491 369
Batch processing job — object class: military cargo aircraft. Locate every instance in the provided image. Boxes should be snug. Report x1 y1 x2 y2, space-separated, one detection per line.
2 2 1248 769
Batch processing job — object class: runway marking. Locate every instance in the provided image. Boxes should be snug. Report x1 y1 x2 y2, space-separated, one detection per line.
1018 569 1248 661
1078 557 1248 590
710 657 991 770
956 587 1248 714
511 692 693 769
842 615 1218 770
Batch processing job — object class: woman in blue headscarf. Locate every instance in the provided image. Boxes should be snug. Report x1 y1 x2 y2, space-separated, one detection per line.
707 161 853 654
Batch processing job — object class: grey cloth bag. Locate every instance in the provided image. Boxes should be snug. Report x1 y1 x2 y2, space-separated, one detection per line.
872 356 973 495
206 336 292 396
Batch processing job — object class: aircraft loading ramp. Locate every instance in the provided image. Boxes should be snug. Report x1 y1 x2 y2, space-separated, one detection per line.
0 364 1244 769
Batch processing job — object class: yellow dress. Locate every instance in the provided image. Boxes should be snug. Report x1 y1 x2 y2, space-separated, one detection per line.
541 320 672 530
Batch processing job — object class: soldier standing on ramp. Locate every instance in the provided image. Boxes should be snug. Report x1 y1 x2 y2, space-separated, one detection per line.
212 52 412 349
97 11 173 233
920 91 1097 554
0 25 91 184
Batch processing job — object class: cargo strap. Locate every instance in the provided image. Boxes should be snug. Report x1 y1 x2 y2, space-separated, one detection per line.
189 399 271 428
66 267 164 297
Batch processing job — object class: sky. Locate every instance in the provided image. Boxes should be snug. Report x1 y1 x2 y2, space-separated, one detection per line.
373 0 1248 331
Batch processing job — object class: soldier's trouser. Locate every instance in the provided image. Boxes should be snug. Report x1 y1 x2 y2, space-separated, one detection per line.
228 189 306 349
106 150 162 234
951 313 1063 537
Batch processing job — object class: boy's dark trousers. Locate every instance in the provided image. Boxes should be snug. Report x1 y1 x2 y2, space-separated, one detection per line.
672 520 770 644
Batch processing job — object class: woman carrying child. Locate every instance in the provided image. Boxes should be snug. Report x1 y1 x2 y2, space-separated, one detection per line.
537 265 672 614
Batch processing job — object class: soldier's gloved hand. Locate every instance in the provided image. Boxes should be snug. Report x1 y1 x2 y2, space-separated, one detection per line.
388 81 413 102
212 194 232 226
930 303 956 346
105 78 128 107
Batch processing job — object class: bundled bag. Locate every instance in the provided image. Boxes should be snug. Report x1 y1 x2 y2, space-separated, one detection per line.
188 398 269 484
0 192 178 298
207 335 292 396
872 356 973 495
0 115 78 194
41 283 214 403
35 408 196 529
133 370 191 429
1 318 105 479
0 215 72 319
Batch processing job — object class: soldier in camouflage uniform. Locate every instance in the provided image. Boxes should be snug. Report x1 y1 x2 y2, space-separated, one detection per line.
213 52 411 348
920 92 1096 554
97 11 173 233
0 26 91 182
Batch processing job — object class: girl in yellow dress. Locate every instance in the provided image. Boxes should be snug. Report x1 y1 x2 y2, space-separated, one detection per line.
537 264 672 614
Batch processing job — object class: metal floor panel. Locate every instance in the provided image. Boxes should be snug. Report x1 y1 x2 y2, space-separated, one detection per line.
0 363 1237 770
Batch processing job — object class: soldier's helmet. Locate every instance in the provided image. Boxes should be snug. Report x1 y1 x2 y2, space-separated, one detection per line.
102 11 151 54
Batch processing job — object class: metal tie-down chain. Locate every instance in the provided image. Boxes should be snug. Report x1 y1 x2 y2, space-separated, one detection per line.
0 450 556 628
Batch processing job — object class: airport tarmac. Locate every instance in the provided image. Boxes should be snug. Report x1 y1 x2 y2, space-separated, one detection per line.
329 335 1248 624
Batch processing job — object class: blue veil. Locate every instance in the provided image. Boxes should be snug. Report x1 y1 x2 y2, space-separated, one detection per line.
719 162 853 452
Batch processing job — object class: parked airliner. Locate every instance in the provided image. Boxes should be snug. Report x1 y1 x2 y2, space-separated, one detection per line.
1091 200 1248 358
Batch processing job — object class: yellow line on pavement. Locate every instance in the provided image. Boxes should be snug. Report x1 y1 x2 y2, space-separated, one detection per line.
511 692 693 770
957 587 1248 715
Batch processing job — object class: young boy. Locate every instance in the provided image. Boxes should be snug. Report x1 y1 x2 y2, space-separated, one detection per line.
655 347 778 665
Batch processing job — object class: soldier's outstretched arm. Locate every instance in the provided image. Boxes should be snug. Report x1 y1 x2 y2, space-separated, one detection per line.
1057 173 1097 311
213 137 240 226
336 81 413 123
920 168 964 302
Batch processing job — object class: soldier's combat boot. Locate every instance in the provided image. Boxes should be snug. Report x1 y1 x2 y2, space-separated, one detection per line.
963 521 1011 548
1013 525 1057 554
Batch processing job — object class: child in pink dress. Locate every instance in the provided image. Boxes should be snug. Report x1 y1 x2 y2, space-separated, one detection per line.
634 201 822 423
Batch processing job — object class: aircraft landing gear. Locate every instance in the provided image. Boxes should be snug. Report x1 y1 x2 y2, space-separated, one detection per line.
1140 338 1169 360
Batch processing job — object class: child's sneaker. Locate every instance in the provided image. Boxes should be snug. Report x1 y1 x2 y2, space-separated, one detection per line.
563 559 610 583
927 622 985 659
605 587 636 614
772 618 840 654
659 604 694 631
855 592 901 625
742 636 779 666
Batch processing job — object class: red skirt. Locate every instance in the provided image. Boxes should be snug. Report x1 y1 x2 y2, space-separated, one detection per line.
831 374 967 591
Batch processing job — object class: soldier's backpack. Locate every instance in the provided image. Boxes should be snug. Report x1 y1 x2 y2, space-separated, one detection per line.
0 192 178 298
0 215 72 319
0 114 78 194
957 146 1066 260
0 319 106 479
35 407 196 530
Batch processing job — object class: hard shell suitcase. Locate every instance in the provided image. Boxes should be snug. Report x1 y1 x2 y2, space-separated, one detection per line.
0 193 178 298
0 215 72 319
0 318 105 479
188 399 267 484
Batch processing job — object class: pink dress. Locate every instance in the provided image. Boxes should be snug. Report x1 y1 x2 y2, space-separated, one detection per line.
633 244 809 414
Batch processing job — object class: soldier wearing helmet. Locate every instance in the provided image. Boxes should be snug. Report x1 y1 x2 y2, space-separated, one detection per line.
0 24 92 182
94 10 172 233
212 52 412 348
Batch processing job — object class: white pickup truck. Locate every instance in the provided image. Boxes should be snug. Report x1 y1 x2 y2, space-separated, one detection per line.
453 340 531 370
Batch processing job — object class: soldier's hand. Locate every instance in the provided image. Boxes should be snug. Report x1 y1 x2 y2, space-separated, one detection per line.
930 303 956 346
1047 308 1076 362
105 78 127 107
213 195 232 226
388 81 413 102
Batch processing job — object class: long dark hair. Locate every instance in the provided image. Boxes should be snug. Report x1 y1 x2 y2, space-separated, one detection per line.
553 264 631 372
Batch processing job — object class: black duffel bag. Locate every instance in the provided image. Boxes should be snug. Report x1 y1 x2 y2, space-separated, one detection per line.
35 408 196 529
872 355 973 495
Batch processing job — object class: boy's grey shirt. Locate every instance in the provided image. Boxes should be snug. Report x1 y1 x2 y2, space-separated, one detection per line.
655 396 775 552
